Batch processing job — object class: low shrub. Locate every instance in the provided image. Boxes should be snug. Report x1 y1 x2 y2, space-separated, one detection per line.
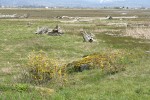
66 51 126 74
24 50 126 85
25 50 67 85
27 50 53 84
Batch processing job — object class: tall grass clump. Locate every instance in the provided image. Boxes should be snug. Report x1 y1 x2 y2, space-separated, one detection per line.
23 50 67 86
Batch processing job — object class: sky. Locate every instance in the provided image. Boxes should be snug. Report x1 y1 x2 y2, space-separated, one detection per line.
98 0 125 3
0 0 150 7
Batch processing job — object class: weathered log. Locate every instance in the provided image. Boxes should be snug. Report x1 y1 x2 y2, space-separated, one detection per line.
35 25 63 36
35 26 51 34
48 25 63 36
81 31 95 42
106 15 113 20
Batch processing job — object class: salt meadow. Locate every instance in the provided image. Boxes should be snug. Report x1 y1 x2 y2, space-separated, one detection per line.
0 8 150 100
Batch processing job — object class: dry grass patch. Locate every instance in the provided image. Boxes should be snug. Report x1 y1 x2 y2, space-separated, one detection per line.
0 67 13 75
31 86 54 95
125 28 150 39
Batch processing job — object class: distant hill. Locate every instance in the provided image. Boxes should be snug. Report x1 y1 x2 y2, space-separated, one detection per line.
0 0 150 8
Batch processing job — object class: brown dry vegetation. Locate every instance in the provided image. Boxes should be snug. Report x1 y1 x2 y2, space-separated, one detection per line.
0 9 150 18
125 27 150 39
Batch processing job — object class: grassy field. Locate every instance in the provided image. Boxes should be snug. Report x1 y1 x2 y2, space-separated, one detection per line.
0 9 150 100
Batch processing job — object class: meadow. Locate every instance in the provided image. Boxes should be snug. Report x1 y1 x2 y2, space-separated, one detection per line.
0 9 150 100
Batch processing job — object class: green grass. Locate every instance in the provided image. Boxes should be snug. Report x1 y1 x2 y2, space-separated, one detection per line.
0 9 150 100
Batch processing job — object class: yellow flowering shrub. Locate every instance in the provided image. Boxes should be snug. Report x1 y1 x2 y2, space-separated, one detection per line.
25 50 126 84
66 52 126 74
27 50 67 85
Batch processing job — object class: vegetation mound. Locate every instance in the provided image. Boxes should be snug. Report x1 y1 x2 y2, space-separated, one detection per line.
66 51 126 74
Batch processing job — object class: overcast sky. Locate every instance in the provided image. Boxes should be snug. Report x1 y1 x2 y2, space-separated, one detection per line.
98 0 125 3
0 0 149 7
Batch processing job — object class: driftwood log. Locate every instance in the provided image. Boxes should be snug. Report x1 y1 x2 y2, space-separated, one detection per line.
80 31 95 42
0 13 29 19
106 15 113 20
35 25 63 36
35 26 51 34
48 25 63 36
